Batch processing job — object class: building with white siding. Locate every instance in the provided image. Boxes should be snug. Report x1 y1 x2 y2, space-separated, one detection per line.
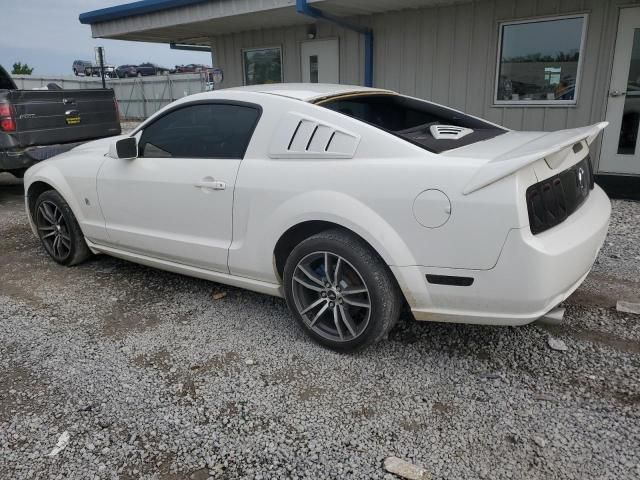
80 0 640 177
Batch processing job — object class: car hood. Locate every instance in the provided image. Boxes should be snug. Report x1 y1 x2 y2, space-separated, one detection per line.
29 135 125 168
71 134 127 154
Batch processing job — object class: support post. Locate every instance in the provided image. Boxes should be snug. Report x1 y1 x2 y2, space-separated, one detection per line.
97 47 106 89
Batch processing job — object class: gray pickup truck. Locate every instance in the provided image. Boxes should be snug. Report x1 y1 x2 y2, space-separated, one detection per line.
0 65 121 178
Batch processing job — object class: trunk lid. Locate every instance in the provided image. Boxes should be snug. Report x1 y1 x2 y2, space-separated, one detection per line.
442 123 607 194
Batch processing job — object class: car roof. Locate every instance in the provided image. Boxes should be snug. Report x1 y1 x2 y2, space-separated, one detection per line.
136 84 397 134
225 83 395 102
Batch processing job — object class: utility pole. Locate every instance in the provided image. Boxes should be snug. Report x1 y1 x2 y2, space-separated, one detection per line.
95 46 106 89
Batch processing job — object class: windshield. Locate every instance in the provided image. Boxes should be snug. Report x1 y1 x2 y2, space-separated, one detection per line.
319 94 506 153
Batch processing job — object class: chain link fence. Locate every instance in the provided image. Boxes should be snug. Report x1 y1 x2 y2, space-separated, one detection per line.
11 73 208 120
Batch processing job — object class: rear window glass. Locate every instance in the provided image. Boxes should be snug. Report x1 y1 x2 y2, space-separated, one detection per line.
320 94 506 153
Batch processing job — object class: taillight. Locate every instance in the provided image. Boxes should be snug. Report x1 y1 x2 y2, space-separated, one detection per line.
0 103 16 132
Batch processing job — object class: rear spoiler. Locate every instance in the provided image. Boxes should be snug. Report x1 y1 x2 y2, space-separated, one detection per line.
463 122 608 194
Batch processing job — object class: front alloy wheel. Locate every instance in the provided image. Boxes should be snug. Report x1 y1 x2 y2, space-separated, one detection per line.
34 190 92 266
36 200 72 262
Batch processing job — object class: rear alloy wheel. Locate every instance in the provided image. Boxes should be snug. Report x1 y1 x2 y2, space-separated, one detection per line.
284 229 402 352
34 190 91 266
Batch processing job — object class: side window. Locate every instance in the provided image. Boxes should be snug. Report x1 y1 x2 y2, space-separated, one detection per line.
138 103 260 159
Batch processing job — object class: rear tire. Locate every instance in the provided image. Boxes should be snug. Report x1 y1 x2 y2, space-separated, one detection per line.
283 229 402 352
34 190 92 266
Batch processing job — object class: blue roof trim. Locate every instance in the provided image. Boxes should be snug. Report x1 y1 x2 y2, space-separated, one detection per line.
79 0 209 25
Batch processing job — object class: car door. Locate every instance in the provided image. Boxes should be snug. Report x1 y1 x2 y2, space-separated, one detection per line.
96 101 261 273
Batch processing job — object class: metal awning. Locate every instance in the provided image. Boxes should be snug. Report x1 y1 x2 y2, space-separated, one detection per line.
80 0 471 45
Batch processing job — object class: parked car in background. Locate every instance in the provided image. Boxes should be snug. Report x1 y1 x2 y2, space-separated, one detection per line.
115 65 138 78
23 84 610 352
0 64 120 178
136 63 170 76
72 60 92 76
84 64 117 78
116 63 171 78
172 64 210 74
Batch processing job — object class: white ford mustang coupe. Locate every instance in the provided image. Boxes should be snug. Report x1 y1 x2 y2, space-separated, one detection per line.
23 84 611 351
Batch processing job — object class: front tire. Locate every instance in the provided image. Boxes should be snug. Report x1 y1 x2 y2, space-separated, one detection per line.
34 190 92 266
283 229 402 352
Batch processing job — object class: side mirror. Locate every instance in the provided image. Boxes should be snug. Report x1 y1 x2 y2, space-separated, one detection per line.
108 137 138 160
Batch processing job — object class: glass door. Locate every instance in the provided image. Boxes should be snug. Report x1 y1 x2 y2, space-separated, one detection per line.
600 7 640 175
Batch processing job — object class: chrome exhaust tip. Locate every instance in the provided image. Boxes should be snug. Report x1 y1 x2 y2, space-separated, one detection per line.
537 307 565 325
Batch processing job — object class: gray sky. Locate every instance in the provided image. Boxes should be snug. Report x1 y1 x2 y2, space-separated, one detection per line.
0 0 212 76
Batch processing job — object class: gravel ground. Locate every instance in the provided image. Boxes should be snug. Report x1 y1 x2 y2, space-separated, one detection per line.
0 172 639 480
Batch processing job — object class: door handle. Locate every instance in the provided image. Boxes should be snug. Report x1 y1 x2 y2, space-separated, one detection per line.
609 90 627 97
62 98 75 105
194 180 226 190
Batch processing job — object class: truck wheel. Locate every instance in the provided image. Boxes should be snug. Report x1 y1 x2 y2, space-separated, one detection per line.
34 190 92 266
283 229 402 352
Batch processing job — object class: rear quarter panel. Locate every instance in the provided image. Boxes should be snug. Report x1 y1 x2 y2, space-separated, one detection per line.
226 93 523 284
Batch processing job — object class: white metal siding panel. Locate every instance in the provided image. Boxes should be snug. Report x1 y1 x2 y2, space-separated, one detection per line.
400 11 420 96
466 1 493 117
432 7 455 105
363 0 640 170
450 3 473 111
415 8 438 101
205 0 637 171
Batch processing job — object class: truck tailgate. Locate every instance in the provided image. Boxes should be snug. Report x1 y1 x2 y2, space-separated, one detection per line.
8 88 121 147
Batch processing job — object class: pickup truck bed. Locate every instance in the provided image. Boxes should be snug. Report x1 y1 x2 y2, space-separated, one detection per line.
0 65 121 177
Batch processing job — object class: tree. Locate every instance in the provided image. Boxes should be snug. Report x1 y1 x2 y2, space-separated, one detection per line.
11 62 34 75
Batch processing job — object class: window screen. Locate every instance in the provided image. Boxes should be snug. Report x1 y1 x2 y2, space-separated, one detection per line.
496 16 586 104
139 103 260 159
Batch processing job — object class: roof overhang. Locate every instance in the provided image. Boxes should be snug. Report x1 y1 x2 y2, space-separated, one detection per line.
80 0 472 45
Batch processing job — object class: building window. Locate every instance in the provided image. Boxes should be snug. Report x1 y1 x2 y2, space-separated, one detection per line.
495 15 587 105
242 47 283 85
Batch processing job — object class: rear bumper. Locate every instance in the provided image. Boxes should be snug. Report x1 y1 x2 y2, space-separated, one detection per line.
393 185 611 325
0 149 36 173
1 143 84 173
